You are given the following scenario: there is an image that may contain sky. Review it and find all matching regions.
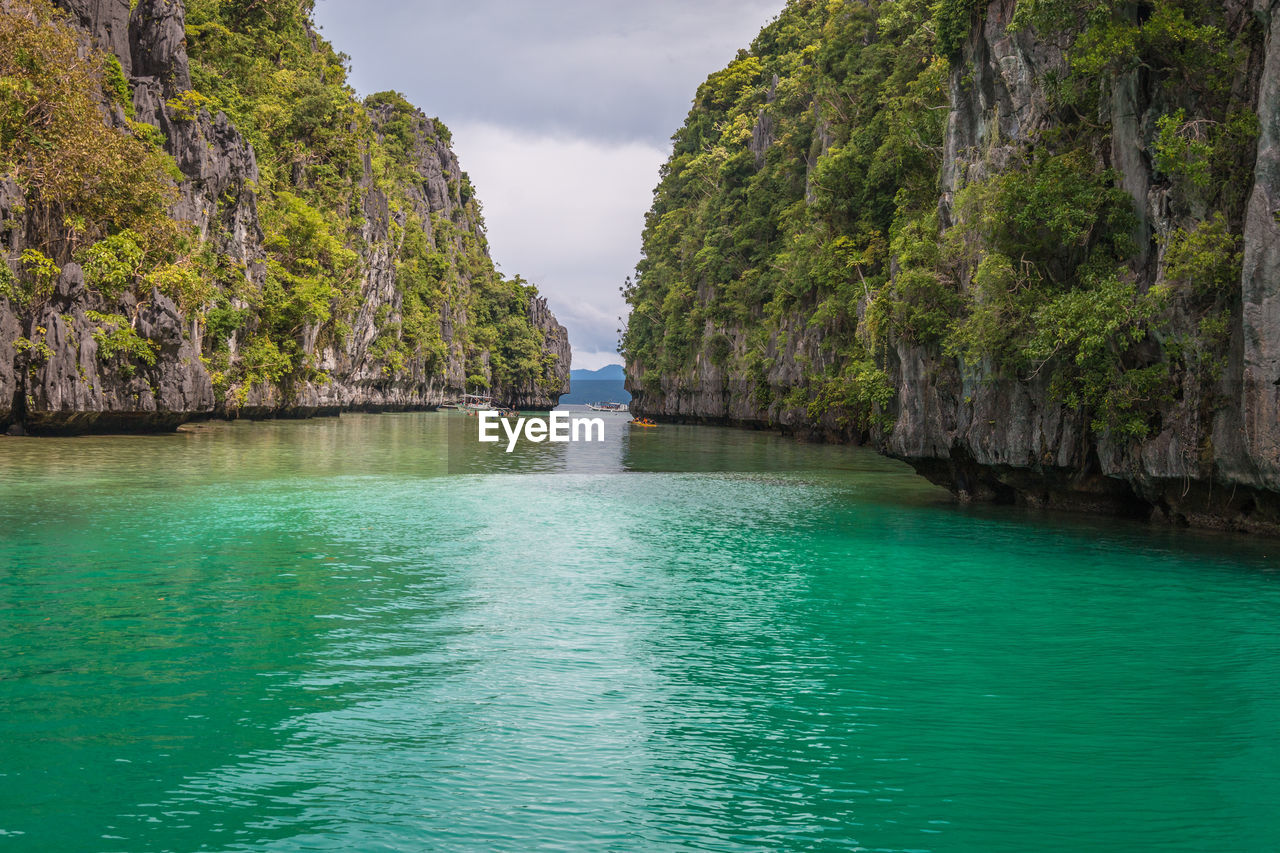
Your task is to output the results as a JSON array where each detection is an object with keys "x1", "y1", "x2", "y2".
[{"x1": 312, "y1": 0, "x2": 785, "y2": 370}]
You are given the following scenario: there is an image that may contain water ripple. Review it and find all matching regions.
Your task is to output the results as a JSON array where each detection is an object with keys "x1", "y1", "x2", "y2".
[{"x1": 0, "y1": 415, "x2": 1277, "y2": 851}]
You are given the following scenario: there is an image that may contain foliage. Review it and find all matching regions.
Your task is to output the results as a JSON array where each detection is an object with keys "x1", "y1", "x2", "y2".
[
  {"x1": 805, "y1": 355, "x2": 895, "y2": 433},
  {"x1": 431, "y1": 117, "x2": 452, "y2": 147},
  {"x1": 1153, "y1": 109, "x2": 1258, "y2": 214},
  {"x1": 623, "y1": 0, "x2": 948, "y2": 429},
  {"x1": 949, "y1": 150, "x2": 1136, "y2": 277},
  {"x1": 1153, "y1": 109, "x2": 1213, "y2": 192},
  {"x1": 0, "y1": 0, "x2": 181, "y2": 257},
  {"x1": 1161, "y1": 214, "x2": 1241, "y2": 299},
  {"x1": 623, "y1": 0, "x2": 1260, "y2": 442},
  {"x1": 942, "y1": 148, "x2": 1139, "y2": 379},
  {"x1": 127, "y1": 119, "x2": 166, "y2": 149},
  {"x1": 934, "y1": 0, "x2": 984, "y2": 57},
  {"x1": 260, "y1": 191, "x2": 358, "y2": 331},
  {"x1": 86, "y1": 310, "x2": 158, "y2": 365},
  {"x1": 390, "y1": 220, "x2": 449, "y2": 374},
  {"x1": 146, "y1": 261, "x2": 215, "y2": 311},
  {"x1": 184, "y1": 0, "x2": 365, "y2": 209},
  {"x1": 238, "y1": 335, "x2": 293, "y2": 387},
  {"x1": 102, "y1": 53, "x2": 133, "y2": 119},
  {"x1": 0, "y1": 0, "x2": 559, "y2": 410},
  {"x1": 0, "y1": 259, "x2": 15, "y2": 301},
  {"x1": 203, "y1": 297, "x2": 247, "y2": 350},
  {"x1": 78, "y1": 231, "x2": 145, "y2": 298},
  {"x1": 178, "y1": 0, "x2": 554, "y2": 396},
  {"x1": 13, "y1": 328, "x2": 53, "y2": 365},
  {"x1": 467, "y1": 274, "x2": 552, "y2": 390},
  {"x1": 875, "y1": 268, "x2": 960, "y2": 344},
  {"x1": 945, "y1": 252, "x2": 1039, "y2": 369},
  {"x1": 19, "y1": 248, "x2": 60, "y2": 302},
  {"x1": 366, "y1": 90, "x2": 419, "y2": 159},
  {"x1": 165, "y1": 89, "x2": 215, "y2": 122},
  {"x1": 1023, "y1": 273, "x2": 1170, "y2": 439}
]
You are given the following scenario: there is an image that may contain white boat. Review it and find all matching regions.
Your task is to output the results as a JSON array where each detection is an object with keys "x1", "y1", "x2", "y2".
[
  {"x1": 586, "y1": 401, "x2": 628, "y2": 413},
  {"x1": 439, "y1": 393, "x2": 496, "y2": 413},
  {"x1": 462, "y1": 393, "x2": 494, "y2": 412}
]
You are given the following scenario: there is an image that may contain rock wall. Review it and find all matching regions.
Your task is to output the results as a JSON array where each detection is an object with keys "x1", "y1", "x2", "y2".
[
  {"x1": 1232, "y1": 0, "x2": 1280, "y2": 491},
  {"x1": 507, "y1": 295, "x2": 571, "y2": 409},
  {"x1": 878, "y1": 0, "x2": 1279, "y2": 534},
  {"x1": 627, "y1": 0, "x2": 1280, "y2": 534},
  {"x1": 57, "y1": 0, "x2": 129, "y2": 73},
  {"x1": 0, "y1": 0, "x2": 568, "y2": 435},
  {"x1": 18, "y1": 264, "x2": 215, "y2": 434},
  {"x1": 628, "y1": 306, "x2": 863, "y2": 441}
]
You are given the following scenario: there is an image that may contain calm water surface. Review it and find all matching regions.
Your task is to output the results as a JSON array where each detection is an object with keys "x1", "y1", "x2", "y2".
[{"x1": 0, "y1": 412, "x2": 1277, "y2": 852}]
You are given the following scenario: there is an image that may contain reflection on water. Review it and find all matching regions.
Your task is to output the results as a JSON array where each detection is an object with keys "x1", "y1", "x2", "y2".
[
  {"x1": 447, "y1": 405, "x2": 940, "y2": 480},
  {"x1": 0, "y1": 412, "x2": 1277, "y2": 852}
]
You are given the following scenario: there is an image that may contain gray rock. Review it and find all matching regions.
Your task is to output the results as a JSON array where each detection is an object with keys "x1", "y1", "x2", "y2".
[
  {"x1": 885, "y1": 0, "x2": 1280, "y2": 533},
  {"x1": 11, "y1": 0, "x2": 570, "y2": 433},
  {"x1": 1, "y1": 178, "x2": 25, "y2": 431},
  {"x1": 19, "y1": 267, "x2": 214, "y2": 434},
  {"x1": 505, "y1": 295, "x2": 571, "y2": 409},
  {"x1": 1232, "y1": 0, "x2": 1280, "y2": 490},
  {"x1": 129, "y1": 0, "x2": 190, "y2": 93},
  {"x1": 629, "y1": 0, "x2": 1280, "y2": 534},
  {"x1": 0, "y1": 297, "x2": 19, "y2": 430},
  {"x1": 53, "y1": 0, "x2": 131, "y2": 75}
]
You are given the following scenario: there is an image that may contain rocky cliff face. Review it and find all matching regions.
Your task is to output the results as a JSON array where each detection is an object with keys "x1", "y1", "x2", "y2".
[
  {"x1": 1235, "y1": 0, "x2": 1280, "y2": 494},
  {"x1": 510, "y1": 294, "x2": 571, "y2": 408},
  {"x1": 625, "y1": 0, "x2": 1280, "y2": 534},
  {"x1": 0, "y1": 0, "x2": 568, "y2": 435},
  {"x1": 627, "y1": 307, "x2": 864, "y2": 441},
  {"x1": 880, "y1": 0, "x2": 1279, "y2": 533},
  {"x1": 17, "y1": 263, "x2": 215, "y2": 434}
]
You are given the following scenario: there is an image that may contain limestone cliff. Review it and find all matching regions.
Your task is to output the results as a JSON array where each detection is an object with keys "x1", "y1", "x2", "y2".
[
  {"x1": 0, "y1": 0, "x2": 568, "y2": 434},
  {"x1": 623, "y1": 0, "x2": 1280, "y2": 533},
  {"x1": 881, "y1": 0, "x2": 1279, "y2": 532}
]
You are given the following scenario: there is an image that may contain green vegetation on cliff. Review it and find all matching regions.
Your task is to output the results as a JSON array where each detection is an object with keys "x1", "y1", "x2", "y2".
[
  {"x1": 0, "y1": 1, "x2": 187, "y2": 302},
  {"x1": 183, "y1": 0, "x2": 559, "y2": 398},
  {"x1": 622, "y1": 0, "x2": 1258, "y2": 440},
  {"x1": 1, "y1": 0, "x2": 561, "y2": 410}
]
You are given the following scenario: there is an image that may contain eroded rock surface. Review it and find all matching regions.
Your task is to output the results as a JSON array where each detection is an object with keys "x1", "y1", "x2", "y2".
[{"x1": 0, "y1": 0, "x2": 568, "y2": 435}]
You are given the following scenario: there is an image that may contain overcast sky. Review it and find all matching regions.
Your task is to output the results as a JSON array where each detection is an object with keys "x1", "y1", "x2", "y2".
[{"x1": 312, "y1": 0, "x2": 784, "y2": 370}]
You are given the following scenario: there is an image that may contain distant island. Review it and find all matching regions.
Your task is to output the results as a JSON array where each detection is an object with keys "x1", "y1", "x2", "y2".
[{"x1": 560, "y1": 365, "x2": 629, "y2": 406}]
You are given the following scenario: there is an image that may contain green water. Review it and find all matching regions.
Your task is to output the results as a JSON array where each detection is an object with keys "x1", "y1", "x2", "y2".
[{"x1": 1, "y1": 413, "x2": 1278, "y2": 852}]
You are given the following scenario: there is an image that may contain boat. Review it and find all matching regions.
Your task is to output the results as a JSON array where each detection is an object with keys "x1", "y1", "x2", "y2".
[
  {"x1": 439, "y1": 393, "x2": 501, "y2": 414},
  {"x1": 462, "y1": 393, "x2": 494, "y2": 412},
  {"x1": 629, "y1": 418, "x2": 658, "y2": 428},
  {"x1": 586, "y1": 401, "x2": 628, "y2": 413}
]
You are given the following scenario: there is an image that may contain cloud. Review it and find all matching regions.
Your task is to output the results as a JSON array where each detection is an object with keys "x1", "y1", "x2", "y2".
[
  {"x1": 314, "y1": 0, "x2": 785, "y2": 145},
  {"x1": 571, "y1": 349, "x2": 627, "y2": 371},
  {"x1": 451, "y1": 121, "x2": 664, "y2": 365},
  {"x1": 312, "y1": 0, "x2": 787, "y2": 368}
]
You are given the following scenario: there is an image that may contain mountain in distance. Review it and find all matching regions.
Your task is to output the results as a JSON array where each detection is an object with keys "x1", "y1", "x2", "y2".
[
  {"x1": 570, "y1": 364, "x2": 625, "y2": 382},
  {"x1": 561, "y1": 364, "x2": 629, "y2": 405}
]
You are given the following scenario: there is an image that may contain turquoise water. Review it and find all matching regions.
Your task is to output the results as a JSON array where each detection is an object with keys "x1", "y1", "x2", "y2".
[{"x1": 1, "y1": 412, "x2": 1278, "y2": 852}]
